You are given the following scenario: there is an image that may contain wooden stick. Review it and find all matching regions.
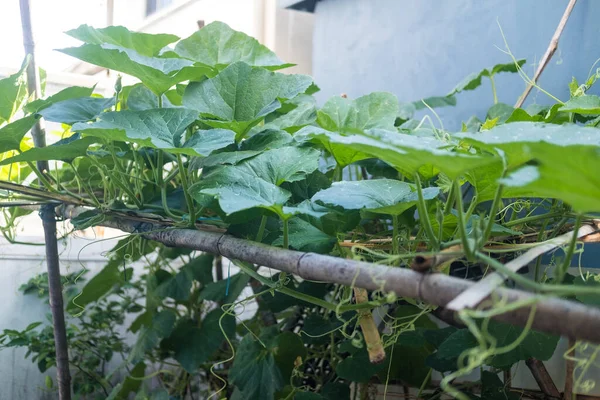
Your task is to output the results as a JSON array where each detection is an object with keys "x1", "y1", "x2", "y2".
[
  {"x1": 446, "y1": 223, "x2": 597, "y2": 312},
  {"x1": 19, "y1": 1, "x2": 72, "y2": 399},
  {"x1": 514, "y1": 0, "x2": 577, "y2": 108},
  {"x1": 411, "y1": 245, "x2": 462, "y2": 272},
  {"x1": 56, "y1": 205, "x2": 600, "y2": 344},
  {"x1": 526, "y1": 358, "x2": 561, "y2": 398},
  {"x1": 354, "y1": 288, "x2": 386, "y2": 364}
]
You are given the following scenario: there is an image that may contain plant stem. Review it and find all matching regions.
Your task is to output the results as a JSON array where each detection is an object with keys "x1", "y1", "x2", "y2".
[
  {"x1": 256, "y1": 215, "x2": 268, "y2": 242},
  {"x1": 454, "y1": 181, "x2": 473, "y2": 260},
  {"x1": 282, "y1": 218, "x2": 289, "y2": 249},
  {"x1": 176, "y1": 154, "x2": 196, "y2": 227},
  {"x1": 556, "y1": 214, "x2": 582, "y2": 284},
  {"x1": 482, "y1": 184, "x2": 504, "y2": 244},
  {"x1": 415, "y1": 174, "x2": 439, "y2": 250},
  {"x1": 392, "y1": 215, "x2": 399, "y2": 255},
  {"x1": 504, "y1": 211, "x2": 563, "y2": 228},
  {"x1": 24, "y1": 160, "x2": 56, "y2": 192},
  {"x1": 489, "y1": 74, "x2": 498, "y2": 104}
]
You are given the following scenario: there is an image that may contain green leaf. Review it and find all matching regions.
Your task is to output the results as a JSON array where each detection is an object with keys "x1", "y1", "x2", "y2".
[
  {"x1": 73, "y1": 108, "x2": 234, "y2": 156},
  {"x1": 117, "y1": 362, "x2": 146, "y2": 398},
  {"x1": 126, "y1": 84, "x2": 175, "y2": 110},
  {"x1": 0, "y1": 134, "x2": 97, "y2": 165},
  {"x1": 455, "y1": 122, "x2": 600, "y2": 167},
  {"x1": 336, "y1": 348, "x2": 386, "y2": 383},
  {"x1": 130, "y1": 310, "x2": 176, "y2": 363},
  {"x1": 559, "y1": 95, "x2": 600, "y2": 115},
  {"x1": 272, "y1": 218, "x2": 336, "y2": 253},
  {"x1": 183, "y1": 61, "x2": 312, "y2": 138},
  {"x1": 187, "y1": 253, "x2": 214, "y2": 284},
  {"x1": 412, "y1": 95, "x2": 457, "y2": 110},
  {"x1": 190, "y1": 167, "x2": 291, "y2": 215},
  {"x1": 481, "y1": 371, "x2": 519, "y2": 400},
  {"x1": 448, "y1": 59, "x2": 526, "y2": 95},
  {"x1": 254, "y1": 96, "x2": 317, "y2": 134},
  {"x1": 0, "y1": 115, "x2": 39, "y2": 154},
  {"x1": 24, "y1": 86, "x2": 95, "y2": 114},
  {"x1": 198, "y1": 273, "x2": 251, "y2": 304},
  {"x1": 0, "y1": 57, "x2": 29, "y2": 124},
  {"x1": 274, "y1": 332, "x2": 307, "y2": 382},
  {"x1": 321, "y1": 383, "x2": 351, "y2": 400},
  {"x1": 193, "y1": 150, "x2": 261, "y2": 169},
  {"x1": 230, "y1": 331, "x2": 285, "y2": 400},
  {"x1": 167, "y1": 309, "x2": 236, "y2": 372},
  {"x1": 37, "y1": 96, "x2": 114, "y2": 125},
  {"x1": 67, "y1": 24, "x2": 178, "y2": 56},
  {"x1": 236, "y1": 146, "x2": 320, "y2": 185},
  {"x1": 155, "y1": 265, "x2": 194, "y2": 301},
  {"x1": 59, "y1": 44, "x2": 213, "y2": 95},
  {"x1": 311, "y1": 127, "x2": 496, "y2": 178},
  {"x1": 241, "y1": 129, "x2": 293, "y2": 151},
  {"x1": 487, "y1": 321, "x2": 559, "y2": 369},
  {"x1": 175, "y1": 21, "x2": 291, "y2": 70},
  {"x1": 317, "y1": 92, "x2": 399, "y2": 133},
  {"x1": 312, "y1": 179, "x2": 439, "y2": 216}
]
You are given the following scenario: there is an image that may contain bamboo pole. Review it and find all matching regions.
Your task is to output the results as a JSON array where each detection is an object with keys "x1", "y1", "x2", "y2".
[
  {"x1": 61, "y1": 206, "x2": 600, "y2": 344},
  {"x1": 19, "y1": 1, "x2": 72, "y2": 399}
]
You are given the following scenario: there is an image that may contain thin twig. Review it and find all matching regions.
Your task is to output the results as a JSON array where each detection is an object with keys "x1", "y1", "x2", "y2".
[
  {"x1": 526, "y1": 358, "x2": 561, "y2": 398},
  {"x1": 564, "y1": 339, "x2": 576, "y2": 400},
  {"x1": 514, "y1": 0, "x2": 577, "y2": 108}
]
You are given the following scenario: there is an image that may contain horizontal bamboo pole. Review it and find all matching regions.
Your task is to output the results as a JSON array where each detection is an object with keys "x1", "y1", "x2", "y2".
[{"x1": 62, "y1": 206, "x2": 600, "y2": 344}]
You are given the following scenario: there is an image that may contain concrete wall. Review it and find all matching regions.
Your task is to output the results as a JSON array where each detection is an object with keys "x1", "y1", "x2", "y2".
[{"x1": 312, "y1": 0, "x2": 600, "y2": 129}]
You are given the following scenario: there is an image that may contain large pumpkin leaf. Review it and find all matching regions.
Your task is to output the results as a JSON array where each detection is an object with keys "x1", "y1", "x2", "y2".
[
  {"x1": 250, "y1": 95, "x2": 316, "y2": 134},
  {"x1": 499, "y1": 146, "x2": 600, "y2": 213},
  {"x1": 312, "y1": 179, "x2": 439, "y2": 216},
  {"x1": 126, "y1": 84, "x2": 175, "y2": 111},
  {"x1": 66, "y1": 24, "x2": 179, "y2": 57},
  {"x1": 166, "y1": 309, "x2": 236, "y2": 373},
  {"x1": 174, "y1": 21, "x2": 291, "y2": 70},
  {"x1": 236, "y1": 146, "x2": 320, "y2": 185},
  {"x1": 0, "y1": 134, "x2": 98, "y2": 165},
  {"x1": 297, "y1": 126, "x2": 496, "y2": 178},
  {"x1": 59, "y1": 44, "x2": 213, "y2": 95},
  {"x1": 230, "y1": 329, "x2": 285, "y2": 400},
  {"x1": 559, "y1": 95, "x2": 600, "y2": 115},
  {"x1": 24, "y1": 86, "x2": 95, "y2": 114},
  {"x1": 317, "y1": 92, "x2": 399, "y2": 133},
  {"x1": 37, "y1": 97, "x2": 114, "y2": 125},
  {"x1": 190, "y1": 167, "x2": 291, "y2": 215},
  {"x1": 0, "y1": 115, "x2": 39, "y2": 154},
  {"x1": 72, "y1": 108, "x2": 233, "y2": 156},
  {"x1": 0, "y1": 57, "x2": 29, "y2": 124},
  {"x1": 183, "y1": 61, "x2": 313, "y2": 138},
  {"x1": 130, "y1": 310, "x2": 177, "y2": 364},
  {"x1": 455, "y1": 122, "x2": 600, "y2": 167}
]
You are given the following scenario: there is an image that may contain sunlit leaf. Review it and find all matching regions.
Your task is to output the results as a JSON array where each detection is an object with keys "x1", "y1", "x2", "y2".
[
  {"x1": 236, "y1": 146, "x2": 320, "y2": 185},
  {"x1": 59, "y1": 44, "x2": 213, "y2": 95},
  {"x1": 24, "y1": 86, "x2": 95, "y2": 114},
  {"x1": 66, "y1": 24, "x2": 179, "y2": 56},
  {"x1": 0, "y1": 57, "x2": 29, "y2": 124},
  {"x1": 0, "y1": 134, "x2": 98, "y2": 165},
  {"x1": 559, "y1": 95, "x2": 600, "y2": 115},
  {"x1": 0, "y1": 115, "x2": 39, "y2": 153},
  {"x1": 72, "y1": 108, "x2": 233, "y2": 156},
  {"x1": 317, "y1": 92, "x2": 399, "y2": 133},
  {"x1": 175, "y1": 21, "x2": 291, "y2": 70},
  {"x1": 37, "y1": 97, "x2": 114, "y2": 125},
  {"x1": 183, "y1": 61, "x2": 312, "y2": 138}
]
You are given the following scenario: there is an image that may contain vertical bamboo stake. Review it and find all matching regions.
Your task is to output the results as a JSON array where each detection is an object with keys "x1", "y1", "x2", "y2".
[
  {"x1": 353, "y1": 288, "x2": 385, "y2": 364},
  {"x1": 564, "y1": 339, "x2": 575, "y2": 400},
  {"x1": 18, "y1": 1, "x2": 72, "y2": 399}
]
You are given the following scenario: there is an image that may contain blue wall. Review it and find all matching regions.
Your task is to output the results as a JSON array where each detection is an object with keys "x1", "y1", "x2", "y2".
[{"x1": 312, "y1": 0, "x2": 600, "y2": 130}]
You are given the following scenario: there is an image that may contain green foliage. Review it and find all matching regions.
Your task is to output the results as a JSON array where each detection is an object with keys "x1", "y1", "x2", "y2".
[{"x1": 2, "y1": 21, "x2": 600, "y2": 400}]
